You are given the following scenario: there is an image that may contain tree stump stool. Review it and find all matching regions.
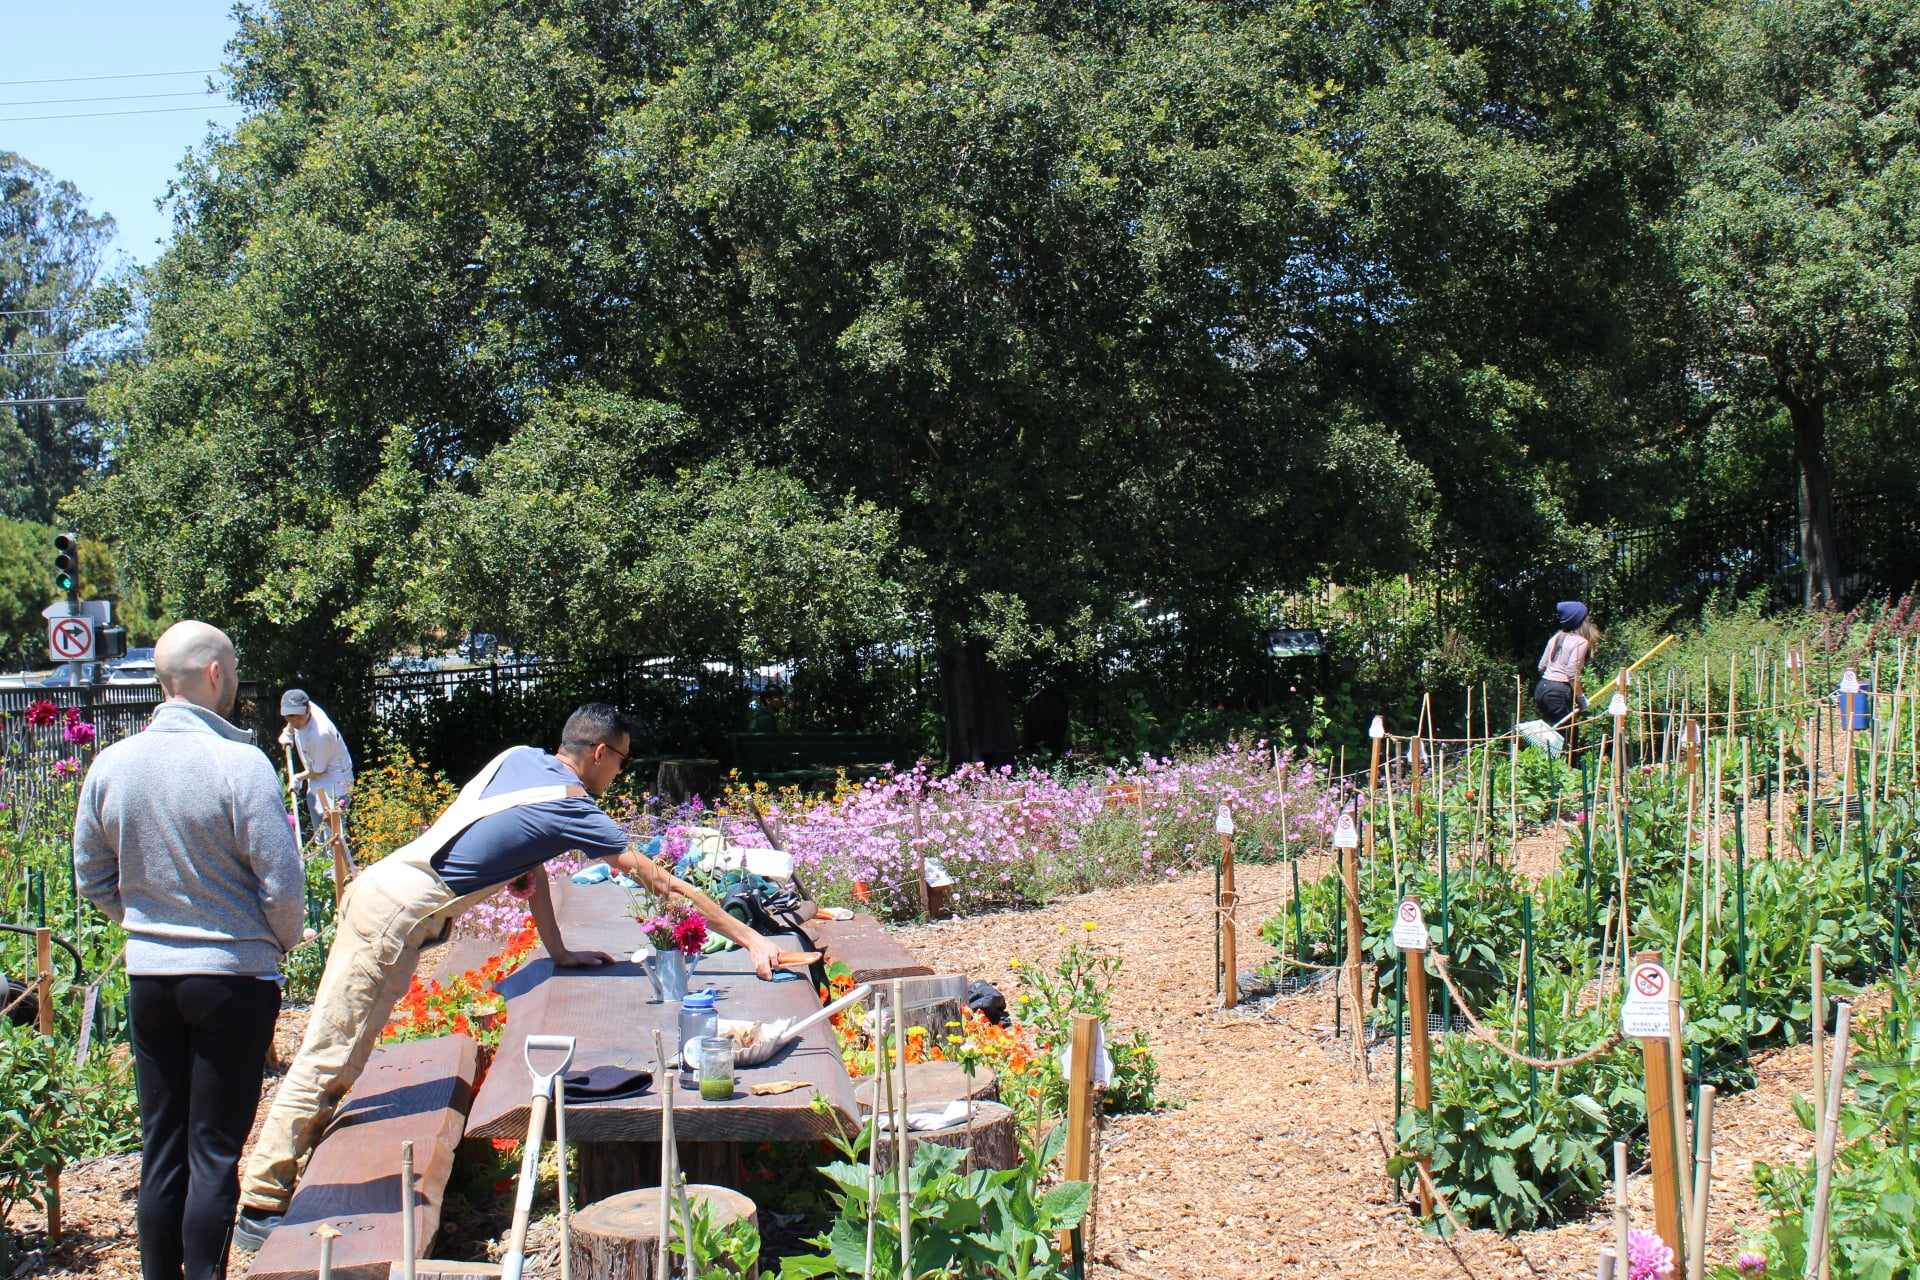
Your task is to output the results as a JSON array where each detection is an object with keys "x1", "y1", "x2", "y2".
[
  {"x1": 569, "y1": 1185, "x2": 759, "y2": 1280},
  {"x1": 854, "y1": 1060, "x2": 999, "y2": 1111},
  {"x1": 654, "y1": 758, "x2": 721, "y2": 807},
  {"x1": 870, "y1": 1100, "x2": 1019, "y2": 1176}
]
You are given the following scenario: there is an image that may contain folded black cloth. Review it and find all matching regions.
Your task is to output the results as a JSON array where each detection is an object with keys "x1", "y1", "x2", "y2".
[
  {"x1": 967, "y1": 980, "x2": 1008, "y2": 1026},
  {"x1": 561, "y1": 1064, "x2": 653, "y2": 1101}
]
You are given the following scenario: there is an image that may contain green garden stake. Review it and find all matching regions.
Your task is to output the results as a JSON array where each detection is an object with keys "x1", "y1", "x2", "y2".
[
  {"x1": 1734, "y1": 801, "x2": 1750, "y2": 1065},
  {"x1": 33, "y1": 868, "x2": 45, "y2": 929},
  {"x1": 1523, "y1": 896, "x2": 1539, "y2": 1107},
  {"x1": 1895, "y1": 863, "x2": 1906, "y2": 972},
  {"x1": 1291, "y1": 856, "x2": 1304, "y2": 965},
  {"x1": 1438, "y1": 826, "x2": 1452, "y2": 1027},
  {"x1": 1690, "y1": 1043, "x2": 1703, "y2": 1115}
]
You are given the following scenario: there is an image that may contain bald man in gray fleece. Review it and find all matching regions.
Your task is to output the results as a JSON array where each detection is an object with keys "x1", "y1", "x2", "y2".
[{"x1": 74, "y1": 620, "x2": 305, "y2": 1280}]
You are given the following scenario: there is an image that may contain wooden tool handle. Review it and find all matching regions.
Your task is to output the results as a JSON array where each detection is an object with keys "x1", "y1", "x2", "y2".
[{"x1": 777, "y1": 950, "x2": 822, "y2": 966}]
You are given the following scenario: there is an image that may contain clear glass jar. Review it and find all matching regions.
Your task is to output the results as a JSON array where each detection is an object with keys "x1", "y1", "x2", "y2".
[
  {"x1": 696, "y1": 1035, "x2": 735, "y2": 1101},
  {"x1": 677, "y1": 989, "x2": 717, "y2": 1069}
]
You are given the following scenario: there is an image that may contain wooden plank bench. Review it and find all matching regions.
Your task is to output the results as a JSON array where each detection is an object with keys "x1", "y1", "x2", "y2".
[
  {"x1": 247, "y1": 1034, "x2": 480, "y2": 1280},
  {"x1": 801, "y1": 911, "x2": 933, "y2": 985}
]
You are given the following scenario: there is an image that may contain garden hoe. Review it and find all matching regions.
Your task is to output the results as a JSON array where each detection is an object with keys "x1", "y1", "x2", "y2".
[{"x1": 502, "y1": 1034, "x2": 576, "y2": 1280}]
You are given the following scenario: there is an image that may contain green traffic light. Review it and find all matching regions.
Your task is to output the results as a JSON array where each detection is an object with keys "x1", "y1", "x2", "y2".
[{"x1": 52, "y1": 530, "x2": 79, "y2": 594}]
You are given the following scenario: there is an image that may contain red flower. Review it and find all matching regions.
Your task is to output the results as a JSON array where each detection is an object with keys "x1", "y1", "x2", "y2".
[
  {"x1": 672, "y1": 913, "x2": 708, "y2": 956},
  {"x1": 26, "y1": 700, "x2": 57, "y2": 728}
]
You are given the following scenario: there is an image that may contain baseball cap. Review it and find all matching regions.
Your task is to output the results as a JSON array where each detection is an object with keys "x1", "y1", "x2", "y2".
[{"x1": 280, "y1": 689, "x2": 311, "y2": 716}]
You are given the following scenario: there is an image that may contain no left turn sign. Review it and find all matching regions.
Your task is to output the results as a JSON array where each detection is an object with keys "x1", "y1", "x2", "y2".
[{"x1": 48, "y1": 616, "x2": 94, "y2": 662}]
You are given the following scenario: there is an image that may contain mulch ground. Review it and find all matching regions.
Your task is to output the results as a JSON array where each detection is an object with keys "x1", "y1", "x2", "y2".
[{"x1": 16, "y1": 856, "x2": 1829, "y2": 1280}]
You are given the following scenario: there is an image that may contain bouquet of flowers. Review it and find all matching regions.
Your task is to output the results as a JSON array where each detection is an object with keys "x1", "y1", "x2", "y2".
[{"x1": 638, "y1": 899, "x2": 709, "y2": 957}]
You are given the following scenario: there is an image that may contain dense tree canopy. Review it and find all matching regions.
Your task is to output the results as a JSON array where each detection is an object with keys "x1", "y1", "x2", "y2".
[
  {"x1": 1, "y1": 153, "x2": 118, "y2": 525},
  {"x1": 68, "y1": 0, "x2": 1915, "y2": 756}
]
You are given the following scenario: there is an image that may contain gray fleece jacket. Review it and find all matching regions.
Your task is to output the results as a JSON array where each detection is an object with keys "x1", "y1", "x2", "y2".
[{"x1": 74, "y1": 700, "x2": 306, "y2": 977}]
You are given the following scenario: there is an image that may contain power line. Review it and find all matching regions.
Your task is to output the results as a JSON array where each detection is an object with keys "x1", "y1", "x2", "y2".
[
  {"x1": 0, "y1": 89, "x2": 225, "y2": 109},
  {"x1": 0, "y1": 69, "x2": 216, "y2": 88},
  {"x1": 0, "y1": 397, "x2": 89, "y2": 408},
  {"x1": 0, "y1": 103, "x2": 243, "y2": 124}
]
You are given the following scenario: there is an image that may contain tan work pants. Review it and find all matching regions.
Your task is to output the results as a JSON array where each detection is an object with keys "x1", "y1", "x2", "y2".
[{"x1": 239, "y1": 858, "x2": 466, "y2": 1214}]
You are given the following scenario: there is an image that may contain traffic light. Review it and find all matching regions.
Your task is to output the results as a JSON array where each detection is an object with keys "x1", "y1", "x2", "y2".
[
  {"x1": 95, "y1": 625, "x2": 128, "y2": 662},
  {"x1": 52, "y1": 531, "x2": 79, "y2": 594}
]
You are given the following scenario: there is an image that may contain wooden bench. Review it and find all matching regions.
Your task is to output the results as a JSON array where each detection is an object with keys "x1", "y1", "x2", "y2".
[
  {"x1": 726, "y1": 732, "x2": 913, "y2": 786},
  {"x1": 801, "y1": 912, "x2": 933, "y2": 985},
  {"x1": 248, "y1": 1034, "x2": 480, "y2": 1280}
]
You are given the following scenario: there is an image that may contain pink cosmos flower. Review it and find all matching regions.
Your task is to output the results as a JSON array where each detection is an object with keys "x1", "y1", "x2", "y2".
[
  {"x1": 1736, "y1": 1253, "x2": 1766, "y2": 1277},
  {"x1": 52, "y1": 756, "x2": 81, "y2": 777}
]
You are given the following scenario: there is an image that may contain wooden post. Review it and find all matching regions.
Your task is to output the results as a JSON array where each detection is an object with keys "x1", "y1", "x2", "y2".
[
  {"x1": 1686, "y1": 1085, "x2": 1717, "y2": 1280},
  {"x1": 1635, "y1": 951, "x2": 1685, "y2": 1263},
  {"x1": 1803, "y1": 1003, "x2": 1854, "y2": 1280},
  {"x1": 911, "y1": 790, "x2": 929, "y2": 918},
  {"x1": 1220, "y1": 821, "x2": 1238, "y2": 1010},
  {"x1": 322, "y1": 796, "x2": 353, "y2": 906},
  {"x1": 400, "y1": 1141, "x2": 418, "y2": 1280},
  {"x1": 1405, "y1": 948, "x2": 1434, "y2": 1217},
  {"x1": 1058, "y1": 1013, "x2": 1099, "y2": 1259}
]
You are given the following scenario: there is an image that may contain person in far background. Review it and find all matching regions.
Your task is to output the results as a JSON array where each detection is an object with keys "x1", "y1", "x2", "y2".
[
  {"x1": 1534, "y1": 601, "x2": 1599, "y2": 727},
  {"x1": 278, "y1": 689, "x2": 354, "y2": 830}
]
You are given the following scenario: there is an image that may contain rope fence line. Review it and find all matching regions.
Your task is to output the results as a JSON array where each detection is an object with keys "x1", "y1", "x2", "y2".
[{"x1": 1429, "y1": 954, "x2": 1628, "y2": 1070}]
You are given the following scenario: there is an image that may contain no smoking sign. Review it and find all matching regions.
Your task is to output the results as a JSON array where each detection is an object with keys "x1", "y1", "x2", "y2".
[
  {"x1": 1620, "y1": 960, "x2": 1675, "y2": 1038},
  {"x1": 48, "y1": 616, "x2": 94, "y2": 662}
]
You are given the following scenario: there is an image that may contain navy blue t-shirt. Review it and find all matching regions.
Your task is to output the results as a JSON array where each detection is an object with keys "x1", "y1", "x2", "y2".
[{"x1": 431, "y1": 748, "x2": 630, "y2": 894}]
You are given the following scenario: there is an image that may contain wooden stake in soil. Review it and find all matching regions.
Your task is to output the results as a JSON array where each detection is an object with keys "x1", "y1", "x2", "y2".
[
  {"x1": 1803, "y1": 1002, "x2": 1855, "y2": 1280},
  {"x1": 1218, "y1": 806, "x2": 1238, "y2": 1009},
  {"x1": 1629, "y1": 951, "x2": 1686, "y2": 1263},
  {"x1": 652, "y1": 1030, "x2": 674, "y2": 1280},
  {"x1": 1059, "y1": 1013, "x2": 1099, "y2": 1260},
  {"x1": 1669, "y1": 995, "x2": 1690, "y2": 1232},
  {"x1": 1811, "y1": 942, "x2": 1826, "y2": 1188},
  {"x1": 1395, "y1": 896, "x2": 1435, "y2": 1217}
]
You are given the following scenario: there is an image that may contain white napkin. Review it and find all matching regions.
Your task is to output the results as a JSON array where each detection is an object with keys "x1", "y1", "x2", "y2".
[{"x1": 873, "y1": 1100, "x2": 970, "y2": 1132}]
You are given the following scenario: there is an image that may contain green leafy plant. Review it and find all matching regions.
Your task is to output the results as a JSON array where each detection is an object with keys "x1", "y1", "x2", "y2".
[
  {"x1": 778, "y1": 1119, "x2": 1089, "y2": 1280},
  {"x1": 669, "y1": 1194, "x2": 762, "y2": 1278}
]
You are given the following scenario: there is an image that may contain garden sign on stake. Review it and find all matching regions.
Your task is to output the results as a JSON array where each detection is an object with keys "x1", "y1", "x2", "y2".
[
  {"x1": 1217, "y1": 804, "x2": 1238, "y2": 1009},
  {"x1": 1394, "y1": 896, "x2": 1434, "y2": 1217},
  {"x1": 1623, "y1": 952, "x2": 1685, "y2": 1263}
]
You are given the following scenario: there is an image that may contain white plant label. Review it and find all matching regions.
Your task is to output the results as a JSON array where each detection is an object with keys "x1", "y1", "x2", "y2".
[
  {"x1": 1332, "y1": 811, "x2": 1359, "y2": 849},
  {"x1": 1841, "y1": 668, "x2": 1860, "y2": 694},
  {"x1": 1215, "y1": 804, "x2": 1235, "y2": 836},
  {"x1": 1621, "y1": 960, "x2": 1676, "y2": 1038},
  {"x1": 1369, "y1": 715, "x2": 1386, "y2": 740},
  {"x1": 1608, "y1": 692, "x2": 1628, "y2": 718},
  {"x1": 1392, "y1": 897, "x2": 1429, "y2": 951}
]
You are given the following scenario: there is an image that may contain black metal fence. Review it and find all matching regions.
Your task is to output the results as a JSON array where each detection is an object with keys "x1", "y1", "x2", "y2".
[
  {"x1": 369, "y1": 650, "x2": 929, "y2": 781},
  {"x1": 1, "y1": 683, "x2": 266, "y2": 831},
  {"x1": 1596, "y1": 491, "x2": 1920, "y2": 617}
]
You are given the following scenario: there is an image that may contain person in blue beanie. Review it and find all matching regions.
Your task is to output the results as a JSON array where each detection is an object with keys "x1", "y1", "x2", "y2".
[{"x1": 1534, "y1": 601, "x2": 1599, "y2": 725}]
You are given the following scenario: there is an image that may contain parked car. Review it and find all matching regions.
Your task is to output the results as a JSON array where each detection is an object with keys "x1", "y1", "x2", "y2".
[
  {"x1": 37, "y1": 663, "x2": 102, "y2": 687},
  {"x1": 460, "y1": 632, "x2": 499, "y2": 661},
  {"x1": 106, "y1": 657, "x2": 159, "y2": 685}
]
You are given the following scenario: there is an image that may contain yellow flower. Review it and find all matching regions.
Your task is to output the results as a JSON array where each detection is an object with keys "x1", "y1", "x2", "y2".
[{"x1": 1082, "y1": 920, "x2": 1097, "y2": 933}]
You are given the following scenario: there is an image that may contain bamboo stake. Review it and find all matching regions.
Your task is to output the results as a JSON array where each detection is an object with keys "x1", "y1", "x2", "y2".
[
  {"x1": 1613, "y1": 1141, "x2": 1632, "y2": 1276},
  {"x1": 1686, "y1": 1086, "x2": 1717, "y2": 1280},
  {"x1": 893, "y1": 980, "x2": 911, "y2": 1275},
  {"x1": 1406, "y1": 940, "x2": 1434, "y2": 1218},
  {"x1": 1670, "y1": 996, "x2": 1690, "y2": 1231},
  {"x1": 1059, "y1": 1013, "x2": 1099, "y2": 1259},
  {"x1": 1803, "y1": 1002, "x2": 1854, "y2": 1280},
  {"x1": 1512, "y1": 677, "x2": 1523, "y2": 849},
  {"x1": 653, "y1": 1029, "x2": 674, "y2": 1280}
]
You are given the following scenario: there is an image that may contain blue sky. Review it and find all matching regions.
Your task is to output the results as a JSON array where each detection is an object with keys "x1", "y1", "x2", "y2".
[{"x1": 3, "y1": 3, "x2": 243, "y2": 268}]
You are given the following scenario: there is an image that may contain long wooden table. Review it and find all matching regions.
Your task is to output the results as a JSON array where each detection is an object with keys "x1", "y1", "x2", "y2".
[{"x1": 465, "y1": 875, "x2": 861, "y2": 1199}]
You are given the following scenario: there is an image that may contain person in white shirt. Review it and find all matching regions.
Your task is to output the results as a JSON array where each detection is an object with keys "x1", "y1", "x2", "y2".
[
  {"x1": 278, "y1": 689, "x2": 354, "y2": 828},
  {"x1": 1534, "y1": 601, "x2": 1599, "y2": 726}
]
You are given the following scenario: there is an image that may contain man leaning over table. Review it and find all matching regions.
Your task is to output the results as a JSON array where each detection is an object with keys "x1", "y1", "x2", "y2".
[{"x1": 235, "y1": 702, "x2": 784, "y2": 1249}]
